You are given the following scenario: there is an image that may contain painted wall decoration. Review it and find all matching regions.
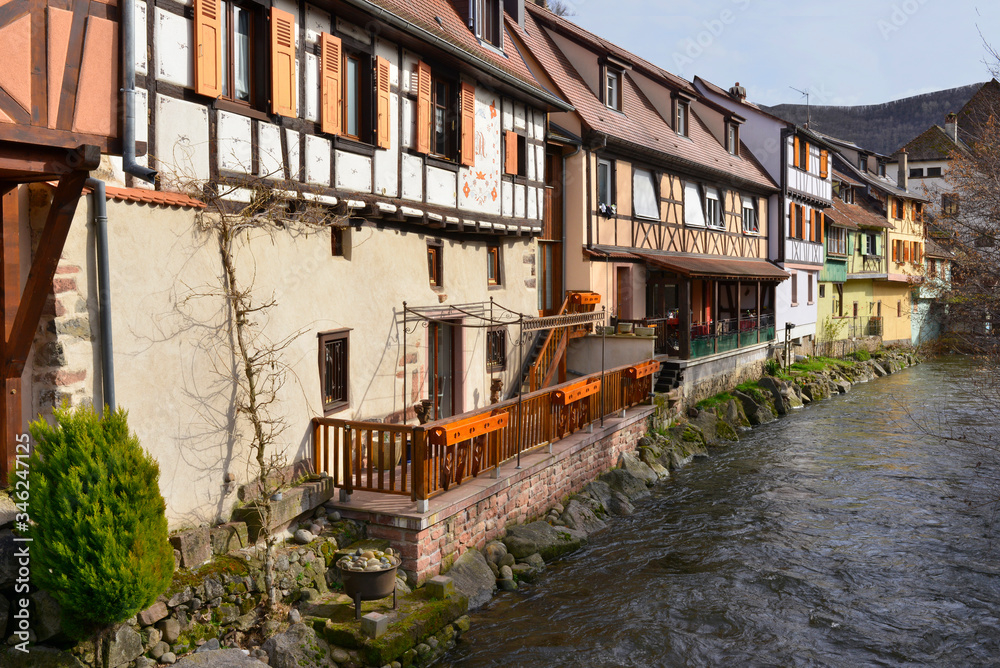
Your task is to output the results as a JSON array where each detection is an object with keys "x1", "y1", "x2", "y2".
[{"x1": 460, "y1": 90, "x2": 501, "y2": 216}]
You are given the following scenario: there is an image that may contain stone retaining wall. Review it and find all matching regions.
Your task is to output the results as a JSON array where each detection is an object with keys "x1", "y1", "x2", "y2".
[{"x1": 362, "y1": 410, "x2": 653, "y2": 586}]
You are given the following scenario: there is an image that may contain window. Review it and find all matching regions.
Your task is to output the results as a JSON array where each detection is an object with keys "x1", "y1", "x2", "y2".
[
  {"x1": 742, "y1": 198, "x2": 759, "y2": 234},
  {"x1": 842, "y1": 186, "x2": 855, "y2": 204},
  {"x1": 865, "y1": 232, "x2": 878, "y2": 256},
  {"x1": 798, "y1": 138, "x2": 809, "y2": 172},
  {"x1": 914, "y1": 202, "x2": 923, "y2": 222},
  {"x1": 897, "y1": 300, "x2": 902, "y2": 317},
  {"x1": 487, "y1": 244, "x2": 502, "y2": 286},
  {"x1": 819, "y1": 284, "x2": 826, "y2": 299},
  {"x1": 220, "y1": 0, "x2": 254, "y2": 103},
  {"x1": 853, "y1": 301, "x2": 859, "y2": 317},
  {"x1": 910, "y1": 167, "x2": 924, "y2": 178},
  {"x1": 597, "y1": 159, "x2": 614, "y2": 209},
  {"x1": 331, "y1": 226, "x2": 346, "y2": 257},
  {"x1": 791, "y1": 273, "x2": 798, "y2": 305},
  {"x1": 705, "y1": 189, "x2": 723, "y2": 228},
  {"x1": 927, "y1": 167, "x2": 942, "y2": 177},
  {"x1": 486, "y1": 327, "x2": 506, "y2": 371},
  {"x1": 858, "y1": 154, "x2": 867, "y2": 172},
  {"x1": 877, "y1": 162, "x2": 886, "y2": 177},
  {"x1": 683, "y1": 182, "x2": 704, "y2": 227},
  {"x1": 633, "y1": 169, "x2": 658, "y2": 219},
  {"x1": 835, "y1": 284, "x2": 844, "y2": 317},
  {"x1": 675, "y1": 101, "x2": 688, "y2": 137},
  {"x1": 427, "y1": 242, "x2": 442, "y2": 287},
  {"x1": 808, "y1": 274, "x2": 814, "y2": 304},
  {"x1": 431, "y1": 76, "x2": 455, "y2": 159},
  {"x1": 604, "y1": 68, "x2": 621, "y2": 111},
  {"x1": 343, "y1": 53, "x2": 362, "y2": 139},
  {"x1": 892, "y1": 197, "x2": 903, "y2": 220},
  {"x1": 727, "y1": 123, "x2": 739, "y2": 156},
  {"x1": 828, "y1": 226, "x2": 846, "y2": 255},
  {"x1": 319, "y1": 330, "x2": 349, "y2": 414},
  {"x1": 942, "y1": 193, "x2": 959, "y2": 216},
  {"x1": 475, "y1": 0, "x2": 502, "y2": 48},
  {"x1": 927, "y1": 258, "x2": 937, "y2": 278}
]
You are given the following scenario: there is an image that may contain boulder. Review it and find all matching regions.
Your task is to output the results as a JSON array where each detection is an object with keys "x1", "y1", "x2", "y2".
[
  {"x1": 558, "y1": 498, "x2": 607, "y2": 536},
  {"x1": 503, "y1": 521, "x2": 585, "y2": 562},
  {"x1": 0, "y1": 530, "x2": 17, "y2": 588},
  {"x1": 599, "y1": 468, "x2": 650, "y2": 501},
  {"x1": 483, "y1": 541, "x2": 507, "y2": 565},
  {"x1": 173, "y1": 649, "x2": 263, "y2": 668},
  {"x1": 107, "y1": 624, "x2": 143, "y2": 668},
  {"x1": 733, "y1": 390, "x2": 775, "y2": 426},
  {"x1": 292, "y1": 529, "x2": 315, "y2": 545},
  {"x1": 261, "y1": 623, "x2": 333, "y2": 668},
  {"x1": 618, "y1": 452, "x2": 658, "y2": 484},
  {"x1": 31, "y1": 589, "x2": 64, "y2": 643},
  {"x1": 0, "y1": 646, "x2": 85, "y2": 668},
  {"x1": 209, "y1": 523, "x2": 249, "y2": 555},
  {"x1": 158, "y1": 618, "x2": 182, "y2": 644},
  {"x1": 169, "y1": 528, "x2": 212, "y2": 568},
  {"x1": 138, "y1": 600, "x2": 169, "y2": 627},
  {"x1": 757, "y1": 376, "x2": 788, "y2": 415},
  {"x1": 443, "y1": 549, "x2": 496, "y2": 610},
  {"x1": 638, "y1": 447, "x2": 670, "y2": 480}
]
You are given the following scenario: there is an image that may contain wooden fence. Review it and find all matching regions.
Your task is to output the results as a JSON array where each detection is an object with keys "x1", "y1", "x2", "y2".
[{"x1": 311, "y1": 361, "x2": 657, "y2": 503}]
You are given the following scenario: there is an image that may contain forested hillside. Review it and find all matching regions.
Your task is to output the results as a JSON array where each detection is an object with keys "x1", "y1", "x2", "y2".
[{"x1": 763, "y1": 83, "x2": 984, "y2": 154}]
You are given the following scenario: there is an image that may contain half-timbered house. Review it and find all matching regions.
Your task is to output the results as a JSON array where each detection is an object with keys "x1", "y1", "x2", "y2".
[
  {"x1": 695, "y1": 77, "x2": 838, "y2": 357},
  {"x1": 513, "y1": 4, "x2": 783, "y2": 399},
  {"x1": 20, "y1": 0, "x2": 572, "y2": 527}
]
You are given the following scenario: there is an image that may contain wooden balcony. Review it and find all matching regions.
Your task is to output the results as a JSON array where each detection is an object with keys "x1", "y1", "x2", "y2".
[{"x1": 310, "y1": 361, "x2": 655, "y2": 507}]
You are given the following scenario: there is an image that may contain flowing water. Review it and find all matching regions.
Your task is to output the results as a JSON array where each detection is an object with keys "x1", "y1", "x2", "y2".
[{"x1": 439, "y1": 357, "x2": 1000, "y2": 667}]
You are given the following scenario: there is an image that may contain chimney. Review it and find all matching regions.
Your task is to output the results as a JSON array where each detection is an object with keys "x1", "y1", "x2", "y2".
[
  {"x1": 729, "y1": 82, "x2": 747, "y2": 101},
  {"x1": 503, "y1": 0, "x2": 525, "y2": 28},
  {"x1": 945, "y1": 113, "x2": 958, "y2": 142},
  {"x1": 896, "y1": 149, "x2": 908, "y2": 191}
]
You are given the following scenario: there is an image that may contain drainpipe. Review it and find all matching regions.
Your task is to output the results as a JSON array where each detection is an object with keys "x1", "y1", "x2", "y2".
[
  {"x1": 85, "y1": 178, "x2": 116, "y2": 413},
  {"x1": 122, "y1": 0, "x2": 157, "y2": 183}
]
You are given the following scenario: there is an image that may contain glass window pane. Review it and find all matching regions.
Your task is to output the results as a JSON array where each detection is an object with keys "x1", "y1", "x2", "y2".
[
  {"x1": 234, "y1": 6, "x2": 251, "y2": 102},
  {"x1": 221, "y1": 3, "x2": 229, "y2": 97},
  {"x1": 345, "y1": 57, "x2": 359, "y2": 137}
]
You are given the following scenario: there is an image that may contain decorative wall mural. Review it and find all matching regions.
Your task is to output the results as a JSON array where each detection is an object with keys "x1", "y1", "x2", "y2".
[{"x1": 460, "y1": 93, "x2": 501, "y2": 215}]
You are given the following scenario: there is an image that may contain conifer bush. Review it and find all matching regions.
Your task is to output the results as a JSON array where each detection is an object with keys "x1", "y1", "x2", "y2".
[{"x1": 24, "y1": 405, "x2": 174, "y2": 637}]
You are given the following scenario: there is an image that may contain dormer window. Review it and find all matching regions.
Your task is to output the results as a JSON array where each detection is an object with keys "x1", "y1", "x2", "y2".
[
  {"x1": 727, "y1": 123, "x2": 739, "y2": 156},
  {"x1": 858, "y1": 155, "x2": 867, "y2": 172},
  {"x1": 472, "y1": 0, "x2": 502, "y2": 49},
  {"x1": 676, "y1": 101, "x2": 688, "y2": 137},
  {"x1": 877, "y1": 162, "x2": 886, "y2": 177},
  {"x1": 605, "y1": 69, "x2": 621, "y2": 111},
  {"x1": 842, "y1": 186, "x2": 855, "y2": 204}
]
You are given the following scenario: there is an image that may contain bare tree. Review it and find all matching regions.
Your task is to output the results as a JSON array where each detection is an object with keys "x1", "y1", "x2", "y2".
[{"x1": 547, "y1": 0, "x2": 576, "y2": 17}]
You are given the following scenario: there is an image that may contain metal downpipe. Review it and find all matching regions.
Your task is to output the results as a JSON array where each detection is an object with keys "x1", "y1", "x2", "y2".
[{"x1": 85, "y1": 178, "x2": 116, "y2": 413}]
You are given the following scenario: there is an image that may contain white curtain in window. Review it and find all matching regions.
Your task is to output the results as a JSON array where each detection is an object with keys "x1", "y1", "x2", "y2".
[
  {"x1": 633, "y1": 169, "x2": 658, "y2": 219},
  {"x1": 684, "y1": 182, "x2": 704, "y2": 226}
]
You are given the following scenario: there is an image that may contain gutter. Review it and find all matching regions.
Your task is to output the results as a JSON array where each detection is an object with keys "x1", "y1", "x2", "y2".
[
  {"x1": 122, "y1": 0, "x2": 157, "y2": 183},
  {"x1": 84, "y1": 178, "x2": 117, "y2": 413},
  {"x1": 338, "y1": 0, "x2": 573, "y2": 113}
]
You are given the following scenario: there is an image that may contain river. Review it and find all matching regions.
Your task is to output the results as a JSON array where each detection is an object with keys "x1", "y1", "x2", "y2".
[{"x1": 440, "y1": 357, "x2": 1000, "y2": 667}]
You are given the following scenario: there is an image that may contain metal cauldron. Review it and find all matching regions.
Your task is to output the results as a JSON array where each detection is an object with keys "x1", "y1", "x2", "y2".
[{"x1": 338, "y1": 562, "x2": 399, "y2": 619}]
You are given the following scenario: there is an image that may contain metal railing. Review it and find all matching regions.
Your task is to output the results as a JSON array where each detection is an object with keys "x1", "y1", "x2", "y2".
[{"x1": 311, "y1": 361, "x2": 654, "y2": 503}]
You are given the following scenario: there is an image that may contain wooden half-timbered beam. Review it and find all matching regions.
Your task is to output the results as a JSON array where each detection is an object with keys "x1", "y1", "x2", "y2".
[{"x1": 1, "y1": 184, "x2": 21, "y2": 483}]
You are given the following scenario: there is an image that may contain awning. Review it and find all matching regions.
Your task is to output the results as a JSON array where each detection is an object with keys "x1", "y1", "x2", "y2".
[{"x1": 634, "y1": 252, "x2": 790, "y2": 281}]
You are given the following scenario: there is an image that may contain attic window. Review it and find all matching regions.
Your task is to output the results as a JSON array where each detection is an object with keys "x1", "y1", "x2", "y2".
[
  {"x1": 604, "y1": 67, "x2": 622, "y2": 111},
  {"x1": 842, "y1": 186, "x2": 854, "y2": 204},
  {"x1": 675, "y1": 100, "x2": 688, "y2": 137},
  {"x1": 877, "y1": 162, "x2": 886, "y2": 177},
  {"x1": 473, "y1": 0, "x2": 503, "y2": 49},
  {"x1": 858, "y1": 155, "x2": 867, "y2": 172},
  {"x1": 727, "y1": 123, "x2": 739, "y2": 156}
]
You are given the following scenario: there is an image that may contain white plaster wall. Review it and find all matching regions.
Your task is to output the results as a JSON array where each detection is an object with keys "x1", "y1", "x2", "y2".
[
  {"x1": 135, "y1": 1, "x2": 148, "y2": 76},
  {"x1": 305, "y1": 135, "x2": 331, "y2": 187},
  {"x1": 154, "y1": 9, "x2": 193, "y2": 89},
  {"x1": 49, "y1": 201, "x2": 540, "y2": 530},
  {"x1": 335, "y1": 151, "x2": 373, "y2": 193},
  {"x1": 304, "y1": 53, "x2": 319, "y2": 123},
  {"x1": 217, "y1": 111, "x2": 252, "y2": 173},
  {"x1": 304, "y1": 4, "x2": 330, "y2": 44},
  {"x1": 501, "y1": 180, "x2": 513, "y2": 217},
  {"x1": 426, "y1": 167, "x2": 457, "y2": 208},
  {"x1": 457, "y1": 86, "x2": 502, "y2": 216},
  {"x1": 258, "y1": 122, "x2": 284, "y2": 179},
  {"x1": 155, "y1": 94, "x2": 209, "y2": 187}
]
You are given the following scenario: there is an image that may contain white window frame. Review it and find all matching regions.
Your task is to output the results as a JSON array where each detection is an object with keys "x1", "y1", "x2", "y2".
[
  {"x1": 597, "y1": 159, "x2": 613, "y2": 208},
  {"x1": 605, "y1": 69, "x2": 620, "y2": 111},
  {"x1": 683, "y1": 182, "x2": 704, "y2": 227},
  {"x1": 865, "y1": 232, "x2": 878, "y2": 256},
  {"x1": 727, "y1": 124, "x2": 738, "y2": 156},
  {"x1": 741, "y1": 197, "x2": 758, "y2": 234},
  {"x1": 828, "y1": 226, "x2": 847, "y2": 256},
  {"x1": 676, "y1": 101, "x2": 688, "y2": 137},
  {"x1": 632, "y1": 168, "x2": 659, "y2": 220},
  {"x1": 705, "y1": 188, "x2": 723, "y2": 229}
]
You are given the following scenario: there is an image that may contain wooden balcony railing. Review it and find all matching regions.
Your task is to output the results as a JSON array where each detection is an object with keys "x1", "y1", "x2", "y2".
[
  {"x1": 529, "y1": 295, "x2": 571, "y2": 391},
  {"x1": 311, "y1": 361, "x2": 655, "y2": 504}
]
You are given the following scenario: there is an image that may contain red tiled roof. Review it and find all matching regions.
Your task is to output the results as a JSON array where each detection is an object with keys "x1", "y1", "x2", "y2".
[
  {"x1": 514, "y1": 10, "x2": 775, "y2": 192},
  {"x1": 365, "y1": 0, "x2": 551, "y2": 101},
  {"x1": 828, "y1": 196, "x2": 892, "y2": 230},
  {"x1": 105, "y1": 186, "x2": 206, "y2": 209},
  {"x1": 634, "y1": 252, "x2": 789, "y2": 280}
]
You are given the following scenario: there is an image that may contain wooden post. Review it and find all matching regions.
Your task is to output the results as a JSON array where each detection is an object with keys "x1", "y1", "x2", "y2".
[
  {"x1": 712, "y1": 280, "x2": 719, "y2": 354},
  {"x1": 1, "y1": 185, "x2": 21, "y2": 483},
  {"x1": 680, "y1": 279, "x2": 691, "y2": 359}
]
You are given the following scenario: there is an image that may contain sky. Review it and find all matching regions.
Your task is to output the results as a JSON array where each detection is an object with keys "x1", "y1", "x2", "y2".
[{"x1": 560, "y1": 0, "x2": 1000, "y2": 107}]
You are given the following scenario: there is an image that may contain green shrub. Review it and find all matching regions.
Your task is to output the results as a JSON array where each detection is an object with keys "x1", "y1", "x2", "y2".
[
  {"x1": 763, "y1": 358, "x2": 781, "y2": 376},
  {"x1": 24, "y1": 405, "x2": 174, "y2": 637},
  {"x1": 851, "y1": 349, "x2": 871, "y2": 362}
]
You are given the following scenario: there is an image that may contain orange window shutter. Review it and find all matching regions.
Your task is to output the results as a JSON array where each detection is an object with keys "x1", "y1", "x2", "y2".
[
  {"x1": 904, "y1": 241, "x2": 910, "y2": 262},
  {"x1": 819, "y1": 212, "x2": 825, "y2": 243},
  {"x1": 504, "y1": 130, "x2": 518, "y2": 175},
  {"x1": 803, "y1": 142, "x2": 810, "y2": 173},
  {"x1": 375, "y1": 56, "x2": 391, "y2": 149},
  {"x1": 415, "y1": 61, "x2": 432, "y2": 154},
  {"x1": 320, "y1": 33, "x2": 342, "y2": 136},
  {"x1": 270, "y1": 7, "x2": 297, "y2": 117},
  {"x1": 820, "y1": 150, "x2": 828, "y2": 178},
  {"x1": 793, "y1": 136, "x2": 801, "y2": 168},
  {"x1": 193, "y1": 0, "x2": 222, "y2": 97},
  {"x1": 459, "y1": 82, "x2": 476, "y2": 167}
]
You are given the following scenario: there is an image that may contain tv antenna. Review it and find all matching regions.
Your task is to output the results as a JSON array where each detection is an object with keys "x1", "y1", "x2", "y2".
[{"x1": 789, "y1": 86, "x2": 810, "y2": 128}]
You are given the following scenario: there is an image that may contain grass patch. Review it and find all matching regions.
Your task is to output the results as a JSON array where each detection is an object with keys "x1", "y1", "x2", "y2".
[{"x1": 696, "y1": 392, "x2": 734, "y2": 410}]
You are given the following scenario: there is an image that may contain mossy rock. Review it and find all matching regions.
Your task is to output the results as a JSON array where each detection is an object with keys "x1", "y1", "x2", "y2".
[
  {"x1": 327, "y1": 521, "x2": 363, "y2": 549},
  {"x1": 318, "y1": 589, "x2": 468, "y2": 666},
  {"x1": 715, "y1": 418, "x2": 738, "y2": 442},
  {"x1": 165, "y1": 555, "x2": 252, "y2": 599},
  {"x1": 172, "y1": 622, "x2": 220, "y2": 654}
]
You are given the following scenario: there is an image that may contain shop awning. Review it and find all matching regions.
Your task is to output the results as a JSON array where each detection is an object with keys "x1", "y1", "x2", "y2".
[{"x1": 634, "y1": 252, "x2": 790, "y2": 281}]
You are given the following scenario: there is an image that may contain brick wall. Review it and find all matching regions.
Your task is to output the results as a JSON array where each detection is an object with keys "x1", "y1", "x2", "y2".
[{"x1": 364, "y1": 411, "x2": 652, "y2": 585}]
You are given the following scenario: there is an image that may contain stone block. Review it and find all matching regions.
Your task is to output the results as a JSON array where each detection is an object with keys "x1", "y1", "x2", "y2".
[
  {"x1": 231, "y1": 478, "x2": 334, "y2": 541},
  {"x1": 169, "y1": 528, "x2": 212, "y2": 568},
  {"x1": 361, "y1": 612, "x2": 389, "y2": 639},
  {"x1": 138, "y1": 600, "x2": 169, "y2": 627},
  {"x1": 209, "y1": 522, "x2": 249, "y2": 555},
  {"x1": 107, "y1": 624, "x2": 143, "y2": 668},
  {"x1": 426, "y1": 575, "x2": 455, "y2": 600}
]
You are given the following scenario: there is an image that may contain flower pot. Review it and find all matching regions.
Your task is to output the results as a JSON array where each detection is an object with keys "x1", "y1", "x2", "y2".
[
  {"x1": 635, "y1": 326, "x2": 656, "y2": 337},
  {"x1": 617, "y1": 323, "x2": 634, "y2": 335}
]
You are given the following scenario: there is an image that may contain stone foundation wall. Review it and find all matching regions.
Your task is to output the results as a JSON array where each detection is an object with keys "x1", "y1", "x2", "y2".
[{"x1": 365, "y1": 411, "x2": 652, "y2": 585}]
